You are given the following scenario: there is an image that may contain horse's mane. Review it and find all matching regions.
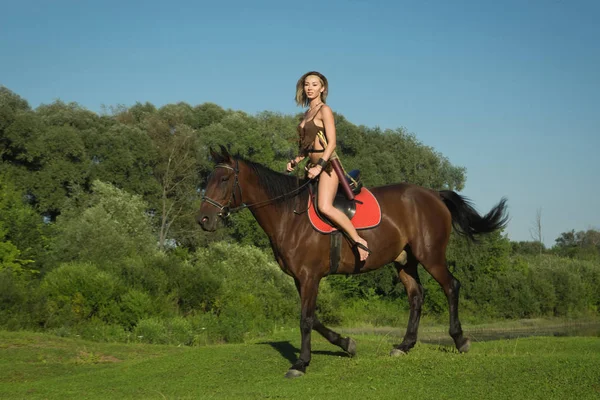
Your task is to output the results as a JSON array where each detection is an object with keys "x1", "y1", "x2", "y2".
[{"x1": 236, "y1": 156, "x2": 309, "y2": 210}]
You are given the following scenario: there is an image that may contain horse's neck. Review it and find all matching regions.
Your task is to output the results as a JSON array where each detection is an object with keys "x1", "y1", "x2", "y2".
[
  {"x1": 250, "y1": 205, "x2": 290, "y2": 240},
  {"x1": 240, "y1": 167, "x2": 305, "y2": 244}
]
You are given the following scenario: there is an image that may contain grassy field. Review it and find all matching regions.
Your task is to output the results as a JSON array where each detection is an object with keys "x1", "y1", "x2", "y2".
[{"x1": 1, "y1": 329, "x2": 599, "y2": 399}]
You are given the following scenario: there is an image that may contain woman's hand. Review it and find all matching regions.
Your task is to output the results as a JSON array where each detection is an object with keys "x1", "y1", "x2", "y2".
[
  {"x1": 306, "y1": 164, "x2": 323, "y2": 179},
  {"x1": 286, "y1": 159, "x2": 297, "y2": 172}
]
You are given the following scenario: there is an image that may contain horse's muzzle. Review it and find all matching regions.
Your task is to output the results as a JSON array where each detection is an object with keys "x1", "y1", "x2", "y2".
[{"x1": 197, "y1": 213, "x2": 216, "y2": 232}]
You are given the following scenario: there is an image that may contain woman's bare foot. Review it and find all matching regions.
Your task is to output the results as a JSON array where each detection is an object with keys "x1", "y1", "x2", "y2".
[{"x1": 354, "y1": 237, "x2": 370, "y2": 261}]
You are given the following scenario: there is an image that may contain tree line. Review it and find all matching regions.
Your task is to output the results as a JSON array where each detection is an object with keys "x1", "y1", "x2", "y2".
[{"x1": 0, "y1": 86, "x2": 598, "y2": 344}]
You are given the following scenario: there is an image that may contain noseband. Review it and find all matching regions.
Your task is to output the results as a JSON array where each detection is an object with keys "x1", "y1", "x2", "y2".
[{"x1": 201, "y1": 160, "x2": 243, "y2": 219}]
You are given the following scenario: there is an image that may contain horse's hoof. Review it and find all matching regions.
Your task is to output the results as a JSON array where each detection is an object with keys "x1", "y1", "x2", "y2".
[
  {"x1": 458, "y1": 339, "x2": 471, "y2": 353},
  {"x1": 346, "y1": 337, "x2": 357, "y2": 357},
  {"x1": 390, "y1": 348, "x2": 407, "y2": 357},
  {"x1": 285, "y1": 369, "x2": 305, "y2": 379}
]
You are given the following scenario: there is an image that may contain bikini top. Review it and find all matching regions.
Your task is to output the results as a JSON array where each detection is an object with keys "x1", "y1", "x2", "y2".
[{"x1": 297, "y1": 104, "x2": 326, "y2": 152}]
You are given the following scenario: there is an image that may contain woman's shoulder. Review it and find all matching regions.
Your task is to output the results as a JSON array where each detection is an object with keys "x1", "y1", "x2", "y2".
[{"x1": 318, "y1": 103, "x2": 333, "y2": 114}]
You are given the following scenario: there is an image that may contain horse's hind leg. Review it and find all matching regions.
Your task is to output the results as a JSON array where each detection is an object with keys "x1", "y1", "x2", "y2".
[
  {"x1": 391, "y1": 257, "x2": 424, "y2": 356},
  {"x1": 419, "y1": 252, "x2": 470, "y2": 353},
  {"x1": 313, "y1": 317, "x2": 357, "y2": 357}
]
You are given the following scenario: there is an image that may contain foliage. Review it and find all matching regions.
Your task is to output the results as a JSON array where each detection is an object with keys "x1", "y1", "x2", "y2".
[
  {"x1": 41, "y1": 262, "x2": 124, "y2": 327},
  {"x1": 511, "y1": 240, "x2": 545, "y2": 256},
  {"x1": 51, "y1": 180, "x2": 157, "y2": 268},
  {"x1": 189, "y1": 242, "x2": 298, "y2": 341},
  {"x1": 0, "y1": 175, "x2": 46, "y2": 274},
  {"x1": 0, "y1": 86, "x2": 598, "y2": 343},
  {"x1": 552, "y1": 229, "x2": 600, "y2": 260}
]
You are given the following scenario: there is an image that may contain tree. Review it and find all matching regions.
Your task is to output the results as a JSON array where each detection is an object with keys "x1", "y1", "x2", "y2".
[
  {"x1": 529, "y1": 207, "x2": 544, "y2": 255},
  {"x1": 511, "y1": 240, "x2": 545, "y2": 256},
  {"x1": 52, "y1": 180, "x2": 157, "y2": 267},
  {"x1": 143, "y1": 112, "x2": 202, "y2": 250},
  {"x1": 84, "y1": 123, "x2": 160, "y2": 199},
  {"x1": 0, "y1": 86, "x2": 31, "y2": 160},
  {"x1": 0, "y1": 175, "x2": 42, "y2": 275},
  {"x1": 1, "y1": 101, "x2": 92, "y2": 218},
  {"x1": 192, "y1": 102, "x2": 227, "y2": 130},
  {"x1": 553, "y1": 229, "x2": 600, "y2": 260}
]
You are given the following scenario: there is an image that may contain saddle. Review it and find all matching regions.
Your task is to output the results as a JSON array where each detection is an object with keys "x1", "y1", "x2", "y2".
[{"x1": 308, "y1": 170, "x2": 381, "y2": 234}]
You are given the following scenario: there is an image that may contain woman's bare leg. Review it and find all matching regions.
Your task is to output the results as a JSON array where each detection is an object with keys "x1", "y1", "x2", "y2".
[{"x1": 317, "y1": 170, "x2": 369, "y2": 261}]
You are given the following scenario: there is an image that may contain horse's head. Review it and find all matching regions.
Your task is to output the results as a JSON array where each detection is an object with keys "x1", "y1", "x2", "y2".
[{"x1": 197, "y1": 145, "x2": 243, "y2": 231}]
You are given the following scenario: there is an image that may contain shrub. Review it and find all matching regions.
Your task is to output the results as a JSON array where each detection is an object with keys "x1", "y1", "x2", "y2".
[
  {"x1": 167, "y1": 316, "x2": 194, "y2": 345},
  {"x1": 51, "y1": 180, "x2": 157, "y2": 269},
  {"x1": 190, "y1": 242, "x2": 299, "y2": 341},
  {"x1": 117, "y1": 257, "x2": 170, "y2": 297},
  {"x1": 119, "y1": 289, "x2": 154, "y2": 329},
  {"x1": 316, "y1": 279, "x2": 343, "y2": 325},
  {"x1": 133, "y1": 317, "x2": 195, "y2": 345},
  {"x1": 71, "y1": 319, "x2": 130, "y2": 342},
  {"x1": 163, "y1": 254, "x2": 223, "y2": 314},
  {"x1": 134, "y1": 317, "x2": 168, "y2": 344},
  {"x1": 41, "y1": 262, "x2": 123, "y2": 327},
  {"x1": 494, "y1": 269, "x2": 538, "y2": 318},
  {"x1": 421, "y1": 273, "x2": 449, "y2": 315},
  {"x1": 0, "y1": 270, "x2": 34, "y2": 329}
]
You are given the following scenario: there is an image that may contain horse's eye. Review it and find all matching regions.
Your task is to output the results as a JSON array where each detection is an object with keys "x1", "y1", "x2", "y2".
[{"x1": 221, "y1": 176, "x2": 229, "y2": 182}]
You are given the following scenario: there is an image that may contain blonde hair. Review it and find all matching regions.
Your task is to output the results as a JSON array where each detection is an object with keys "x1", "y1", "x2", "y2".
[{"x1": 295, "y1": 71, "x2": 329, "y2": 107}]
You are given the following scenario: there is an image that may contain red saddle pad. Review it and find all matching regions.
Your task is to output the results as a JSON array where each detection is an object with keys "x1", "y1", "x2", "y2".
[{"x1": 308, "y1": 188, "x2": 382, "y2": 234}]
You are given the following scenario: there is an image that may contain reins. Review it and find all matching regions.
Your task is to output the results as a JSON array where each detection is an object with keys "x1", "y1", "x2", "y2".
[{"x1": 202, "y1": 160, "x2": 312, "y2": 218}]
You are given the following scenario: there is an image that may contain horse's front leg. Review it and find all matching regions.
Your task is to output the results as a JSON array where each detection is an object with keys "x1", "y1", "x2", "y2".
[{"x1": 286, "y1": 275, "x2": 320, "y2": 379}]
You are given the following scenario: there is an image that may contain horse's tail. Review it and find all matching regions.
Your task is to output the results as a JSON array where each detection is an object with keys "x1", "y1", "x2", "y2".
[{"x1": 439, "y1": 190, "x2": 509, "y2": 242}]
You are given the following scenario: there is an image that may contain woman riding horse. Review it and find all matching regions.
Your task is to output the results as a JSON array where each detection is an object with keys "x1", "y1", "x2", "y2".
[
  {"x1": 198, "y1": 145, "x2": 508, "y2": 378},
  {"x1": 287, "y1": 71, "x2": 370, "y2": 261}
]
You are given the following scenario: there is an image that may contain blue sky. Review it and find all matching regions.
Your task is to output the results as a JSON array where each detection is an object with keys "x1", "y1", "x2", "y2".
[{"x1": 1, "y1": 0, "x2": 598, "y2": 247}]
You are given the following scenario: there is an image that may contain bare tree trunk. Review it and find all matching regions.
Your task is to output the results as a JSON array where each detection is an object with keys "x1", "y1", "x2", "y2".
[{"x1": 529, "y1": 207, "x2": 543, "y2": 255}]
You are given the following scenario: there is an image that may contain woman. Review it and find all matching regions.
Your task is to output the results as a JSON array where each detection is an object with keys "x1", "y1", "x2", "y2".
[{"x1": 286, "y1": 71, "x2": 371, "y2": 261}]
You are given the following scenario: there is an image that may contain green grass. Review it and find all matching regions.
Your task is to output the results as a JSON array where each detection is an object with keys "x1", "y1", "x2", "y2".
[{"x1": 1, "y1": 330, "x2": 599, "y2": 399}]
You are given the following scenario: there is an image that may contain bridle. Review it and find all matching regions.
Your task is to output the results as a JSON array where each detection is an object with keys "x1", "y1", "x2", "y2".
[
  {"x1": 201, "y1": 159, "x2": 312, "y2": 219},
  {"x1": 201, "y1": 160, "x2": 243, "y2": 219}
]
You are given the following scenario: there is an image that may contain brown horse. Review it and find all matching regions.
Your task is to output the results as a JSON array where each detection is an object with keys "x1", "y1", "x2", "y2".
[{"x1": 197, "y1": 146, "x2": 508, "y2": 378}]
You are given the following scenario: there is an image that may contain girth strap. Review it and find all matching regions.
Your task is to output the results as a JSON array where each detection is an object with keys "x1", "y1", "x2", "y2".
[{"x1": 329, "y1": 231, "x2": 342, "y2": 275}]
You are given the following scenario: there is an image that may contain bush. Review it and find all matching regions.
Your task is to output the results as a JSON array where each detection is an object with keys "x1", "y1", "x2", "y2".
[
  {"x1": 134, "y1": 317, "x2": 194, "y2": 345},
  {"x1": 117, "y1": 257, "x2": 170, "y2": 297},
  {"x1": 528, "y1": 265, "x2": 557, "y2": 315},
  {"x1": 167, "y1": 316, "x2": 194, "y2": 345},
  {"x1": 188, "y1": 312, "x2": 223, "y2": 345},
  {"x1": 67, "y1": 319, "x2": 130, "y2": 342},
  {"x1": 0, "y1": 270, "x2": 37, "y2": 329},
  {"x1": 421, "y1": 272, "x2": 449, "y2": 315},
  {"x1": 190, "y1": 242, "x2": 299, "y2": 341},
  {"x1": 51, "y1": 180, "x2": 157, "y2": 269},
  {"x1": 118, "y1": 289, "x2": 155, "y2": 329},
  {"x1": 575, "y1": 261, "x2": 600, "y2": 312},
  {"x1": 162, "y1": 253, "x2": 223, "y2": 314},
  {"x1": 316, "y1": 279, "x2": 343, "y2": 325},
  {"x1": 41, "y1": 262, "x2": 123, "y2": 327},
  {"x1": 494, "y1": 269, "x2": 538, "y2": 318},
  {"x1": 336, "y1": 298, "x2": 408, "y2": 327},
  {"x1": 134, "y1": 317, "x2": 168, "y2": 344},
  {"x1": 327, "y1": 265, "x2": 402, "y2": 300},
  {"x1": 525, "y1": 255, "x2": 595, "y2": 317}
]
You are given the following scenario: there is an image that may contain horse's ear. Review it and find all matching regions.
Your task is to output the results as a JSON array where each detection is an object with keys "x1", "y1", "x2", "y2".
[
  {"x1": 219, "y1": 145, "x2": 232, "y2": 163},
  {"x1": 209, "y1": 147, "x2": 224, "y2": 164}
]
